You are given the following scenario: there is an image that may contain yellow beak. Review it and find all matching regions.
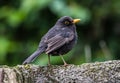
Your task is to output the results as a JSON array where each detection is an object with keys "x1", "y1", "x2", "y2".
[{"x1": 73, "y1": 19, "x2": 80, "y2": 24}]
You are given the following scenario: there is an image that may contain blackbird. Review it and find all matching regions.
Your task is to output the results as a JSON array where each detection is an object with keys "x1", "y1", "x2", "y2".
[{"x1": 23, "y1": 16, "x2": 80, "y2": 65}]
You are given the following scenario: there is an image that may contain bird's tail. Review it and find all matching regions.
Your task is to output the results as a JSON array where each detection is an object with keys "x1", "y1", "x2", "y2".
[{"x1": 22, "y1": 49, "x2": 44, "y2": 64}]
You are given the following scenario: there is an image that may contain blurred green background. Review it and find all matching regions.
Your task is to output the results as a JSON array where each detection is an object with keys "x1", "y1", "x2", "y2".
[{"x1": 0, "y1": 0, "x2": 120, "y2": 66}]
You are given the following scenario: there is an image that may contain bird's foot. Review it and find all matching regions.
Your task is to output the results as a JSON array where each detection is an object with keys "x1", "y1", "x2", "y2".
[
  {"x1": 64, "y1": 63, "x2": 69, "y2": 66},
  {"x1": 47, "y1": 63, "x2": 52, "y2": 66}
]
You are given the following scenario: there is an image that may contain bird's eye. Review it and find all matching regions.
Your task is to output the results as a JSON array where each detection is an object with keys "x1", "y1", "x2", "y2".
[{"x1": 64, "y1": 21, "x2": 70, "y2": 25}]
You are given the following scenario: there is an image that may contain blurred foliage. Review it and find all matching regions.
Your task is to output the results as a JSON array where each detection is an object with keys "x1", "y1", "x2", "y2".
[{"x1": 0, "y1": 0, "x2": 120, "y2": 66}]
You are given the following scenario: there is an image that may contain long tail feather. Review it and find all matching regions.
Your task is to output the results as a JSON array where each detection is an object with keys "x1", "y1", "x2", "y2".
[{"x1": 22, "y1": 49, "x2": 43, "y2": 64}]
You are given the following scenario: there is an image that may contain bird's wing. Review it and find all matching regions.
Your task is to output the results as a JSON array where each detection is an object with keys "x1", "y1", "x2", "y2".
[{"x1": 45, "y1": 34, "x2": 74, "y2": 54}]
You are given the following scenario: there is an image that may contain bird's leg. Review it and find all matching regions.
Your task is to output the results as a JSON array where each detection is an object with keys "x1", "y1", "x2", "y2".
[
  {"x1": 48, "y1": 55, "x2": 51, "y2": 66},
  {"x1": 60, "y1": 55, "x2": 68, "y2": 66}
]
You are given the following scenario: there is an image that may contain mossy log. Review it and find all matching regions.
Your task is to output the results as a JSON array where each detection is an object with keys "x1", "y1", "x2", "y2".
[{"x1": 0, "y1": 60, "x2": 120, "y2": 83}]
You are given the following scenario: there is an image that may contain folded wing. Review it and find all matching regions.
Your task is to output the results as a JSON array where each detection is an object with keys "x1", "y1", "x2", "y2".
[{"x1": 45, "y1": 34, "x2": 74, "y2": 54}]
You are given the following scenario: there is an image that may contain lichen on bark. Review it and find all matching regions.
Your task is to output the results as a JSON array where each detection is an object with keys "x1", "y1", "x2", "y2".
[{"x1": 0, "y1": 60, "x2": 120, "y2": 83}]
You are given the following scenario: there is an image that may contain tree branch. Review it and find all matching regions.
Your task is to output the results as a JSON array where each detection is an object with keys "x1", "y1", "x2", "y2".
[{"x1": 0, "y1": 60, "x2": 120, "y2": 83}]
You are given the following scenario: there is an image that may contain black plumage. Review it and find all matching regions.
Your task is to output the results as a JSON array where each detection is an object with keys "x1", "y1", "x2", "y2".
[{"x1": 23, "y1": 16, "x2": 80, "y2": 65}]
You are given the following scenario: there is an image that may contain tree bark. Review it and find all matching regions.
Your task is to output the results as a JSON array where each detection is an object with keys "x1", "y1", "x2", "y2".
[{"x1": 0, "y1": 60, "x2": 120, "y2": 83}]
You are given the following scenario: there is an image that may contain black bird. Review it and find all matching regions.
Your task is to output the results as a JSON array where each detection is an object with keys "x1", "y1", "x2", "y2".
[{"x1": 23, "y1": 16, "x2": 80, "y2": 65}]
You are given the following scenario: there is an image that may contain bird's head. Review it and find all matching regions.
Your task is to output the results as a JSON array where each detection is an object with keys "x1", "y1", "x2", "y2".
[{"x1": 56, "y1": 16, "x2": 80, "y2": 28}]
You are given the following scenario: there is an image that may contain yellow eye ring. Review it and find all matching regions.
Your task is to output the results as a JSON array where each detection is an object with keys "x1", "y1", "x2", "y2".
[{"x1": 64, "y1": 21, "x2": 70, "y2": 25}]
